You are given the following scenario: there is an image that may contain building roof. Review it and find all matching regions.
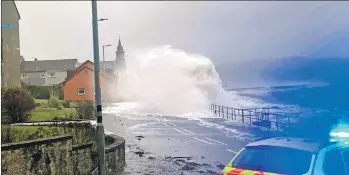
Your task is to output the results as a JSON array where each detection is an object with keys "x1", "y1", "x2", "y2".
[
  {"x1": 21, "y1": 59, "x2": 78, "y2": 72},
  {"x1": 246, "y1": 137, "x2": 328, "y2": 153},
  {"x1": 13, "y1": 0, "x2": 21, "y2": 20},
  {"x1": 61, "y1": 60, "x2": 114, "y2": 85}
]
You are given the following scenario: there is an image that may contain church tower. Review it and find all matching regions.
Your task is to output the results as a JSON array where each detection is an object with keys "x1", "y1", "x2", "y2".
[{"x1": 115, "y1": 37, "x2": 126, "y2": 71}]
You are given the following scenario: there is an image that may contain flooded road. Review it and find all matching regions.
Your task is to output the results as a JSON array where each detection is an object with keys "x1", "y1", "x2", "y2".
[{"x1": 103, "y1": 114, "x2": 276, "y2": 175}]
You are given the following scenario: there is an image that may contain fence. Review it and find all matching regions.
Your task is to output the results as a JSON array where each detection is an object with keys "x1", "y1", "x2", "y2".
[{"x1": 209, "y1": 104, "x2": 299, "y2": 131}]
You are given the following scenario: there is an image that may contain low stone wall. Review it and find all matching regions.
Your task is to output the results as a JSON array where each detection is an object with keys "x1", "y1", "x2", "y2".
[
  {"x1": 1, "y1": 135, "x2": 95, "y2": 175},
  {"x1": 72, "y1": 143, "x2": 94, "y2": 175},
  {"x1": 90, "y1": 134, "x2": 126, "y2": 175},
  {"x1": 105, "y1": 134, "x2": 126, "y2": 174},
  {"x1": 1, "y1": 135, "x2": 73, "y2": 174}
]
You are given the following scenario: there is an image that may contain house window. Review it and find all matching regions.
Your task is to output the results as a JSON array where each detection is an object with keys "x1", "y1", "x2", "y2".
[
  {"x1": 77, "y1": 88, "x2": 85, "y2": 96},
  {"x1": 21, "y1": 73, "x2": 28, "y2": 79},
  {"x1": 40, "y1": 73, "x2": 45, "y2": 78},
  {"x1": 48, "y1": 72, "x2": 56, "y2": 77}
]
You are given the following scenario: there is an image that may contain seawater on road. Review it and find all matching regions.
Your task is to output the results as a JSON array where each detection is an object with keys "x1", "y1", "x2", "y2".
[{"x1": 103, "y1": 113, "x2": 276, "y2": 175}]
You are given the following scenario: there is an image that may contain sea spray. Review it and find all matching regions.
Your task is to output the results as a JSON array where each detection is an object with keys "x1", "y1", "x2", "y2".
[{"x1": 106, "y1": 45, "x2": 270, "y2": 117}]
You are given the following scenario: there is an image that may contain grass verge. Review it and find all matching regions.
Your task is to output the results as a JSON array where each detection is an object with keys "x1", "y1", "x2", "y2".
[{"x1": 30, "y1": 107, "x2": 77, "y2": 121}]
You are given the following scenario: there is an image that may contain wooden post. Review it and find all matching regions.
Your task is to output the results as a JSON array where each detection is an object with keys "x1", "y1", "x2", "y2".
[
  {"x1": 218, "y1": 106, "x2": 221, "y2": 117},
  {"x1": 249, "y1": 111, "x2": 252, "y2": 125},
  {"x1": 226, "y1": 107, "x2": 229, "y2": 119}
]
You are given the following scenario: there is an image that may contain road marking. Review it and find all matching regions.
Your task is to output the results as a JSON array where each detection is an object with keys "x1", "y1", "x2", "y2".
[
  {"x1": 193, "y1": 137, "x2": 213, "y2": 144},
  {"x1": 226, "y1": 149, "x2": 238, "y2": 154},
  {"x1": 181, "y1": 128, "x2": 195, "y2": 134},
  {"x1": 169, "y1": 122, "x2": 177, "y2": 127},
  {"x1": 162, "y1": 122, "x2": 169, "y2": 127},
  {"x1": 173, "y1": 128, "x2": 188, "y2": 134},
  {"x1": 128, "y1": 122, "x2": 159, "y2": 130},
  {"x1": 204, "y1": 137, "x2": 227, "y2": 145}
]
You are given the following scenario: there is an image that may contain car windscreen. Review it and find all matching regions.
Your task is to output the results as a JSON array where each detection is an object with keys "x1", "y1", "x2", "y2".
[{"x1": 232, "y1": 146, "x2": 313, "y2": 175}]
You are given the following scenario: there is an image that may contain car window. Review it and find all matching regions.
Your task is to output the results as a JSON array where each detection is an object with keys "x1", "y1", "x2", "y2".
[
  {"x1": 323, "y1": 149, "x2": 346, "y2": 175},
  {"x1": 232, "y1": 146, "x2": 313, "y2": 175}
]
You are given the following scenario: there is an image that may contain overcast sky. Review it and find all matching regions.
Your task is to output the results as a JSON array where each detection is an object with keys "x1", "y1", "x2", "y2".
[{"x1": 16, "y1": 1, "x2": 349, "y2": 64}]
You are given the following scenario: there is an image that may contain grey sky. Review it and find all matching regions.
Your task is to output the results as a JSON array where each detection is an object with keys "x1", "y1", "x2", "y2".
[{"x1": 17, "y1": 1, "x2": 349, "y2": 63}]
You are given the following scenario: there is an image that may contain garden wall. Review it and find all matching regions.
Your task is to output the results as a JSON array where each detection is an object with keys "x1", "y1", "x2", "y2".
[
  {"x1": 1, "y1": 135, "x2": 94, "y2": 175},
  {"x1": 90, "y1": 134, "x2": 126, "y2": 175}
]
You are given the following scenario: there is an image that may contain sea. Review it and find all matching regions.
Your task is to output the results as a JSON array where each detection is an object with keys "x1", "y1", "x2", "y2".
[{"x1": 216, "y1": 56, "x2": 349, "y2": 139}]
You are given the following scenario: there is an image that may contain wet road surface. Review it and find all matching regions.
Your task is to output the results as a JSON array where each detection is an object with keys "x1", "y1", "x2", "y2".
[{"x1": 103, "y1": 114, "x2": 279, "y2": 175}]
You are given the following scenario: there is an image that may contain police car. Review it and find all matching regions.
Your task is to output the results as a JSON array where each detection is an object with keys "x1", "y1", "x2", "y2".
[{"x1": 218, "y1": 136, "x2": 349, "y2": 175}]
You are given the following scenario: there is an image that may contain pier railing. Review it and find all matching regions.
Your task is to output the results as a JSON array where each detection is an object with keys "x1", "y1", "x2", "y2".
[{"x1": 209, "y1": 104, "x2": 298, "y2": 131}]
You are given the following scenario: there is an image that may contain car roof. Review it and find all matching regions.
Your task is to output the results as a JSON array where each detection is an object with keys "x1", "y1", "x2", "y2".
[{"x1": 246, "y1": 137, "x2": 332, "y2": 153}]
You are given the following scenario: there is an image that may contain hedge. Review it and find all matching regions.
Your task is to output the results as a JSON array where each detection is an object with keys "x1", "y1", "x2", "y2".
[{"x1": 26, "y1": 85, "x2": 64, "y2": 100}]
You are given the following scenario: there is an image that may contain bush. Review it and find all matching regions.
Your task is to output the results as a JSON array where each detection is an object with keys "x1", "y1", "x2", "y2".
[
  {"x1": 35, "y1": 103, "x2": 41, "y2": 107},
  {"x1": 48, "y1": 97, "x2": 60, "y2": 108},
  {"x1": 1, "y1": 87, "x2": 35, "y2": 123},
  {"x1": 40, "y1": 101, "x2": 49, "y2": 108},
  {"x1": 62, "y1": 100, "x2": 71, "y2": 108},
  {"x1": 64, "y1": 111, "x2": 76, "y2": 120},
  {"x1": 76, "y1": 101, "x2": 95, "y2": 119}
]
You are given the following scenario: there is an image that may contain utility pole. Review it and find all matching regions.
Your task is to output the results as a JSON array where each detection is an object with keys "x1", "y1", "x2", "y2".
[
  {"x1": 102, "y1": 44, "x2": 112, "y2": 73},
  {"x1": 91, "y1": 0, "x2": 105, "y2": 174}
]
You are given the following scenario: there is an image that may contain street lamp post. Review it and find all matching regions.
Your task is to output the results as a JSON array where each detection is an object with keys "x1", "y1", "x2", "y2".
[
  {"x1": 102, "y1": 44, "x2": 112, "y2": 73},
  {"x1": 98, "y1": 18, "x2": 108, "y2": 21},
  {"x1": 91, "y1": 0, "x2": 106, "y2": 175}
]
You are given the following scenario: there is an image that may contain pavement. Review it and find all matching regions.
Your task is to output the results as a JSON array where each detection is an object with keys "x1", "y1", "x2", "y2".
[{"x1": 103, "y1": 113, "x2": 282, "y2": 175}]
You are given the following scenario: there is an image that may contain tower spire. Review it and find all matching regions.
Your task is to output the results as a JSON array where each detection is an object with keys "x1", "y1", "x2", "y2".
[{"x1": 117, "y1": 35, "x2": 123, "y2": 51}]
